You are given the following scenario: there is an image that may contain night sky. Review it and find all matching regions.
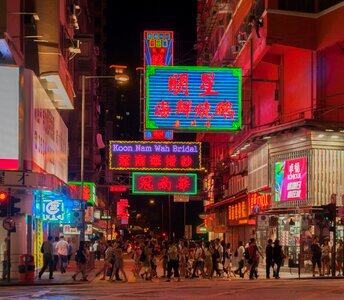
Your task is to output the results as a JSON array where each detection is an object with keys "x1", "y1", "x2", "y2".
[{"x1": 106, "y1": 0, "x2": 203, "y2": 240}]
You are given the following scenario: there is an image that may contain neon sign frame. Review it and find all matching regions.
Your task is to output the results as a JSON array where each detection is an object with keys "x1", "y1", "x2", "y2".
[
  {"x1": 145, "y1": 66, "x2": 242, "y2": 131},
  {"x1": 68, "y1": 181, "x2": 96, "y2": 205},
  {"x1": 109, "y1": 140, "x2": 201, "y2": 171},
  {"x1": 132, "y1": 172, "x2": 197, "y2": 195}
]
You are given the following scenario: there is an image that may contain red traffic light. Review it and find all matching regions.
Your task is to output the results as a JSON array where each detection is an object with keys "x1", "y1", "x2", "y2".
[{"x1": 0, "y1": 191, "x2": 8, "y2": 201}]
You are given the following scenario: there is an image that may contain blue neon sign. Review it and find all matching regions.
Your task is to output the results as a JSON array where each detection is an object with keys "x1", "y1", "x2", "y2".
[
  {"x1": 42, "y1": 198, "x2": 64, "y2": 222},
  {"x1": 145, "y1": 66, "x2": 242, "y2": 131}
]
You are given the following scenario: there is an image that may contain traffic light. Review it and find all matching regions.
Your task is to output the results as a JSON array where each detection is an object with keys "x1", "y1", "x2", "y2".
[
  {"x1": 0, "y1": 191, "x2": 8, "y2": 217},
  {"x1": 10, "y1": 196, "x2": 21, "y2": 216}
]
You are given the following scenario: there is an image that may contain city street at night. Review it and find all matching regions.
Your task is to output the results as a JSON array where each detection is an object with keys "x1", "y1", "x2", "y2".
[{"x1": 1, "y1": 277, "x2": 344, "y2": 300}]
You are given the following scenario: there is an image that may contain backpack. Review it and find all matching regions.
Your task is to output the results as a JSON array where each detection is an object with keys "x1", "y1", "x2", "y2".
[
  {"x1": 244, "y1": 247, "x2": 250, "y2": 260},
  {"x1": 139, "y1": 249, "x2": 146, "y2": 262},
  {"x1": 213, "y1": 248, "x2": 220, "y2": 259}
]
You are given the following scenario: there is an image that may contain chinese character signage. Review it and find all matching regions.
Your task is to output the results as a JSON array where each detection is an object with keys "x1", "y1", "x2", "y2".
[
  {"x1": 145, "y1": 66, "x2": 242, "y2": 131},
  {"x1": 109, "y1": 141, "x2": 201, "y2": 171},
  {"x1": 144, "y1": 31, "x2": 174, "y2": 68},
  {"x1": 132, "y1": 172, "x2": 197, "y2": 195},
  {"x1": 275, "y1": 157, "x2": 307, "y2": 202},
  {"x1": 117, "y1": 199, "x2": 129, "y2": 225},
  {"x1": 42, "y1": 198, "x2": 64, "y2": 221},
  {"x1": 144, "y1": 129, "x2": 173, "y2": 141},
  {"x1": 248, "y1": 192, "x2": 271, "y2": 214},
  {"x1": 228, "y1": 200, "x2": 247, "y2": 221},
  {"x1": 68, "y1": 182, "x2": 96, "y2": 205}
]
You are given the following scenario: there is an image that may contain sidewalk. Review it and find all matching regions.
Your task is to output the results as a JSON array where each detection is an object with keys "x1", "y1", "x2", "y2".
[{"x1": 0, "y1": 260, "x2": 104, "y2": 286}]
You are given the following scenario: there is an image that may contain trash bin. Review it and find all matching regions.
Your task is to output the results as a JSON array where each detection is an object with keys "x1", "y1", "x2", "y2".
[{"x1": 18, "y1": 254, "x2": 35, "y2": 283}]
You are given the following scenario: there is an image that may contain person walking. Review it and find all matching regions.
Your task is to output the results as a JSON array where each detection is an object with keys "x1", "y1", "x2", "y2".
[
  {"x1": 72, "y1": 241, "x2": 89, "y2": 281},
  {"x1": 248, "y1": 238, "x2": 263, "y2": 280},
  {"x1": 192, "y1": 243, "x2": 205, "y2": 278},
  {"x1": 311, "y1": 236, "x2": 322, "y2": 277},
  {"x1": 223, "y1": 243, "x2": 235, "y2": 277},
  {"x1": 336, "y1": 239, "x2": 344, "y2": 276},
  {"x1": 203, "y1": 242, "x2": 213, "y2": 278},
  {"x1": 52, "y1": 236, "x2": 59, "y2": 271},
  {"x1": 265, "y1": 239, "x2": 274, "y2": 279},
  {"x1": 38, "y1": 236, "x2": 54, "y2": 279},
  {"x1": 234, "y1": 241, "x2": 245, "y2": 278},
  {"x1": 272, "y1": 240, "x2": 283, "y2": 279},
  {"x1": 93, "y1": 240, "x2": 101, "y2": 261},
  {"x1": 111, "y1": 244, "x2": 127, "y2": 282},
  {"x1": 67, "y1": 240, "x2": 73, "y2": 265},
  {"x1": 321, "y1": 239, "x2": 331, "y2": 276},
  {"x1": 166, "y1": 242, "x2": 180, "y2": 282},
  {"x1": 101, "y1": 241, "x2": 113, "y2": 280},
  {"x1": 56, "y1": 236, "x2": 69, "y2": 273}
]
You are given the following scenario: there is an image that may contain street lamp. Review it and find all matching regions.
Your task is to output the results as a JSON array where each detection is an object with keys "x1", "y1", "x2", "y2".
[{"x1": 80, "y1": 74, "x2": 129, "y2": 240}]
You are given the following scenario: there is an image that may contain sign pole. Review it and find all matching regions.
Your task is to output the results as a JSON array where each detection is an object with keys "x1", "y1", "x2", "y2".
[{"x1": 6, "y1": 188, "x2": 12, "y2": 282}]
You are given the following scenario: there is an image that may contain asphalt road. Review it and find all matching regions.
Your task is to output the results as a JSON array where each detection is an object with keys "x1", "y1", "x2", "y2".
[{"x1": 0, "y1": 277, "x2": 344, "y2": 300}]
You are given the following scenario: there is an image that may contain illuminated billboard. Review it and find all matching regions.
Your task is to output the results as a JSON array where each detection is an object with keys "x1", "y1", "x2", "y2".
[
  {"x1": 275, "y1": 157, "x2": 307, "y2": 202},
  {"x1": 42, "y1": 198, "x2": 64, "y2": 222},
  {"x1": 68, "y1": 182, "x2": 96, "y2": 205},
  {"x1": 144, "y1": 31, "x2": 174, "y2": 68},
  {"x1": 144, "y1": 129, "x2": 173, "y2": 141},
  {"x1": 145, "y1": 66, "x2": 242, "y2": 131},
  {"x1": 132, "y1": 172, "x2": 197, "y2": 195},
  {"x1": 109, "y1": 141, "x2": 201, "y2": 171},
  {"x1": 0, "y1": 66, "x2": 19, "y2": 169}
]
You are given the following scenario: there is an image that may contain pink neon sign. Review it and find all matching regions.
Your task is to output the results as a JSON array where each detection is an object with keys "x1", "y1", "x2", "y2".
[{"x1": 275, "y1": 157, "x2": 307, "y2": 202}]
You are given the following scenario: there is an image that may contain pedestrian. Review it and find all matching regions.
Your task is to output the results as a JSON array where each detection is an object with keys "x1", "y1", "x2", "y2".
[
  {"x1": 140, "y1": 241, "x2": 152, "y2": 280},
  {"x1": 336, "y1": 239, "x2": 344, "y2": 276},
  {"x1": 56, "y1": 236, "x2": 69, "y2": 273},
  {"x1": 223, "y1": 242, "x2": 235, "y2": 277},
  {"x1": 203, "y1": 242, "x2": 213, "y2": 278},
  {"x1": 265, "y1": 239, "x2": 274, "y2": 279},
  {"x1": 248, "y1": 238, "x2": 263, "y2": 280},
  {"x1": 72, "y1": 241, "x2": 89, "y2": 281},
  {"x1": 52, "y1": 236, "x2": 59, "y2": 271},
  {"x1": 38, "y1": 236, "x2": 54, "y2": 279},
  {"x1": 1, "y1": 238, "x2": 8, "y2": 280},
  {"x1": 93, "y1": 240, "x2": 101, "y2": 261},
  {"x1": 321, "y1": 239, "x2": 331, "y2": 276},
  {"x1": 311, "y1": 236, "x2": 322, "y2": 277},
  {"x1": 101, "y1": 241, "x2": 113, "y2": 280},
  {"x1": 213, "y1": 239, "x2": 223, "y2": 277},
  {"x1": 180, "y1": 241, "x2": 189, "y2": 278},
  {"x1": 67, "y1": 240, "x2": 73, "y2": 264},
  {"x1": 192, "y1": 243, "x2": 205, "y2": 278},
  {"x1": 272, "y1": 240, "x2": 284, "y2": 279},
  {"x1": 167, "y1": 242, "x2": 180, "y2": 282},
  {"x1": 234, "y1": 241, "x2": 245, "y2": 278},
  {"x1": 160, "y1": 244, "x2": 168, "y2": 278},
  {"x1": 111, "y1": 244, "x2": 127, "y2": 282},
  {"x1": 132, "y1": 242, "x2": 141, "y2": 278}
]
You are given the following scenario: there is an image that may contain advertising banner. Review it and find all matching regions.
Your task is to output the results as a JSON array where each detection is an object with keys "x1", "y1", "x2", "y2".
[
  {"x1": 145, "y1": 66, "x2": 242, "y2": 131},
  {"x1": 110, "y1": 141, "x2": 201, "y2": 171},
  {"x1": 275, "y1": 157, "x2": 307, "y2": 202},
  {"x1": 132, "y1": 172, "x2": 197, "y2": 195}
]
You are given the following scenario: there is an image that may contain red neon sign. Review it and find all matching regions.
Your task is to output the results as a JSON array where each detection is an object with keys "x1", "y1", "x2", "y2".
[
  {"x1": 110, "y1": 185, "x2": 127, "y2": 192},
  {"x1": 248, "y1": 192, "x2": 271, "y2": 214}
]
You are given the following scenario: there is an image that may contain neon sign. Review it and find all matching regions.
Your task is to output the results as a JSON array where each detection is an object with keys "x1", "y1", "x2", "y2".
[
  {"x1": 228, "y1": 200, "x2": 247, "y2": 221},
  {"x1": 144, "y1": 130, "x2": 173, "y2": 141},
  {"x1": 145, "y1": 66, "x2": 242, "y2": 131},
  {"x1": 132, "y1": 172, "x2": 197, "y2": 195},
  {"x1": 248, "y1": 192, "x2": 271, "y2": 214},
  {"x1": 68, "y1": 182, "x2": 96, "y2": 205},
  {"x1": 117, "y1": 199, "x2": 128, "y2": 225},
  {"x1": 275, "y1": 157, "x2": 307, "y2": 202},
  {"x1": 42, "y1": 198, "x2": 64, "y2": 222},
  {"x1": 144, "y1": 31, "x2": 173, "y2": 68},
  {"x1": 109, "y1": 141, "x2": 201, "y2": 171}
]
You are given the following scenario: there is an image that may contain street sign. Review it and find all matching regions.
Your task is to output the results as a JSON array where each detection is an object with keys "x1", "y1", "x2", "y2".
[
  {"x1": 3, "y1": 217, "x2": 15, "y2": 231},
  {"x1": 174, "y1": 194, "x2": 189, "y2": 202}
]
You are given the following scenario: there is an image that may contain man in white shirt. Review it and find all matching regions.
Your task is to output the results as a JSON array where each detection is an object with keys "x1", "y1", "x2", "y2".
[{"x1": 56, "y1": 236, "x2": 69, "y2": 273}]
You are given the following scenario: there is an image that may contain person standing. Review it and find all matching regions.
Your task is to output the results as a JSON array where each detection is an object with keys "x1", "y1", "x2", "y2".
[
  {"x1": 311, "y1": 236, "x2": 322, "y2": 277},
  {"x1": 234, "y1": 241, "x2": 245, "y2": 278},
  {"x1": 72, "y1": 241, "x2": 89, "y2": 281},
  {"x1": 272, "y1": 240, "x2": 283, "y2": 279},
  {"x1": 67, "y1": 240, "x2": 73, "y2": 265},
  {"x1": 38, "y1": 236, "x2": 54, "y2": 279},
  {"x1": 56, "y1": 236, "x2": 69, "y2": 273},
  {"x1": 52, "y1": 237, "x2": 59, "y2": 271},
  {"x1": 166, "y1": 242, "x2": 180, "y2": 282},
  {"x1": 265, "y1": 239, "x2": 274, "y2": 279},
  {"x1": 321, "y1": 239, "x2": 331, "y2": 276},
  {"x1": 93, "y1": 240, "x2": 101, "y2": 261},
  {"x1": 1, "y1": 238, "x2": 8, "y2": 280},
  {"x1": 336, "y1": 239, "x2": 344, "y2": 276}
]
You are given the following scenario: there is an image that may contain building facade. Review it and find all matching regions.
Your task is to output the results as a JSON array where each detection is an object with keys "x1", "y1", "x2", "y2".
[{"x1": 197, "y1": 0, "x2": 344, "y2": 267}]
